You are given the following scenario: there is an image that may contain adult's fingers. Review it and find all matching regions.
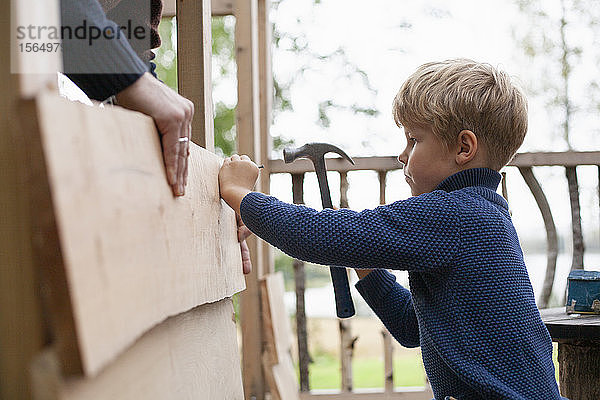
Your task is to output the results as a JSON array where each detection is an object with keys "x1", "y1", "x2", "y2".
[
  {"x1": 238, "y1": 225, "x2": 252, "y2": 243},
  {"x1": 175, "y1": 123, "x2": 191, "y2": 196},
  {"x1": 162, "y1": 125, "x2": 180, "y2": 189},
  {"x1": 240, "y1": 240, "x2": 252, "y2": 274}
]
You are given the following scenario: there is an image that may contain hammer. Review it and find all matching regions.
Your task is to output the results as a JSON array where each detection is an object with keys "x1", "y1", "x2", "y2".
[{"x1": 283, "y1": 142, "x2": 356, "y2": 318}]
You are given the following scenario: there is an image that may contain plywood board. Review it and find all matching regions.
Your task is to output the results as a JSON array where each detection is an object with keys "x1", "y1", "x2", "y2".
[
  {"x1": 31, "y1": 299, "x2": 244, "y2": 400},
  {"x1": 261, "y1": 272, "x2": 298, "y2": 399},
  {"x1": 261, "y1": 272, "x2": 293, "y2": 365},
  {"x1": 29, "y1": 92, "x2": 245, "y2": 377},
  {"x1": 262, "y1": 351, "x2": 298, "y2": 400}
]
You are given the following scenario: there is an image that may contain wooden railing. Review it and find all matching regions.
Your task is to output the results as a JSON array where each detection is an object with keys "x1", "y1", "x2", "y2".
[{"x1": 268, "y1": 151, "x2": 600, "y2": 398}]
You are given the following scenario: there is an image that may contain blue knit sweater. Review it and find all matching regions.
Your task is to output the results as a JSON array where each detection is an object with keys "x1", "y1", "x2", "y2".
[{"x1": 240, "y1": 168, "x2": 561, "y2": 400}]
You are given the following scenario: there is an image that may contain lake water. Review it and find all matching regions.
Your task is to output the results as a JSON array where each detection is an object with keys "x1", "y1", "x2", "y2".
[{"x1": 284, "y1": 252, "x2": 600, "y2": 318}]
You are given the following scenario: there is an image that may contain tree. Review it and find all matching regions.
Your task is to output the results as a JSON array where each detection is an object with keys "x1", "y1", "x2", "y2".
[
  {"x1": 513, "y1": 0, "x2": 600, "y2": 307},
  {"x1": 154, "y1": 0, "x2": 379, "y2": 158}
]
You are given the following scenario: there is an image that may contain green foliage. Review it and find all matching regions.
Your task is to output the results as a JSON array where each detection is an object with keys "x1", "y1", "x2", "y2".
[{"x1": 155, "y1": 17, "x2": 177, "y2": 90}]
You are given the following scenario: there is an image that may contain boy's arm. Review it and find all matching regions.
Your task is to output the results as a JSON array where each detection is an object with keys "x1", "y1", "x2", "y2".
[
  {"x1": 239, "y1": 191, "x2": 460, "y2": 273},
  {"x1": 219, "y1": 155, "x2": 460, "y2": 273},
  {"x1": 356, "y1": 270, "x2": 420, "y2": 347}
]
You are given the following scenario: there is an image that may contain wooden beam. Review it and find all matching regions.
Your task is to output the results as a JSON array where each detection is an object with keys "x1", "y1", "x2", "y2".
[
  {"x1": 1, "y1": 2, "x2": 46, "y2": 397},
  {"x1": 27, "y1": 92, "x2": 245, "y2": 377},
  {"x1": 258, "y1": 0, "x2": 274, "y2": 275},
  {"x1": 268, "y1": 152, "x2": 600, "y2": 174},
  {"x1": 30, "y1": 299, "x2": 244, "y2": 400},
  {"x1": 261, "y1": 272, "x2": 299, "y2": 399},
  {"x1": 163, "y1": 0, "x2": 234, "y2": 17},
  {"x1": 177, "y1": 0, "x2": 215, "y2": 150},
  {"x1": 235, "y1": 0, "x2": 265, "y2": 397}
]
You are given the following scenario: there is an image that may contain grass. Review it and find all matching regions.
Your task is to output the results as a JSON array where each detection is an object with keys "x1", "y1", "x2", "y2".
[
  {"x1": 304, "y1": 353, "x2": 426, "y2": 390},
  {"x1": 302, "y1": 344, "x2": 560, "y2": 390}
]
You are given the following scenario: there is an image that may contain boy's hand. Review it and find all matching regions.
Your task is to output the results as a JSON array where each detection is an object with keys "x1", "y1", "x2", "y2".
[{"x1": 219, "y1": 154, "x2": 260, "y2": 215}]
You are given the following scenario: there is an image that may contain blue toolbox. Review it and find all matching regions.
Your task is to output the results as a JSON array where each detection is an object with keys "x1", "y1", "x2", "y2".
[{"x1": 565, "y1": 270, "x2": 600, "y2": 314}]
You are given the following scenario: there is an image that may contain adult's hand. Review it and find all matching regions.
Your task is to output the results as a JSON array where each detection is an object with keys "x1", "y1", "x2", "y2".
[{"x1": 116, "y1": 72, "x2": 194, "y2": 196}]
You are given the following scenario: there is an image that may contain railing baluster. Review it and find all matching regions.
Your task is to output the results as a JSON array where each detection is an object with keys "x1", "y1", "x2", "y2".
[
  {"x1": 518, "y1": 167, "x2": 558, "y2": 308},
  {"x1": 377, "y1": 170, "x2": 395, "y2": 393},
  {"x1": 378, "y1": 171, "x2": 387, "y2": 205},
  {"x1": 292, "y1": 173, "x2": 310, "y2": 392},
  {"x1": 338, "y1": 171, "x2": 355, "y2": 392},
  {"x1": 382, "y1": 328, "x2": 394, "y2": 393},
  {"x1": 565, "y1": 166, "x2": 584, "y2": 271}
]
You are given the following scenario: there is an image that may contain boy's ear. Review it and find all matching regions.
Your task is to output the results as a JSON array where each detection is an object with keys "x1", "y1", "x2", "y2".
[{"x1": 455, "y1": 130, "x2": 478, "y2": 166}]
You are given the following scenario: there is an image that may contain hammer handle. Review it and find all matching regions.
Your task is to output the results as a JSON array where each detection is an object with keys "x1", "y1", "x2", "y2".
[
  {"x1": 313, "y1": 157, "x2": 356, "y2": 319},
  {"x1": 330, "y1": 266, "x2": 356, "y2": 318}
]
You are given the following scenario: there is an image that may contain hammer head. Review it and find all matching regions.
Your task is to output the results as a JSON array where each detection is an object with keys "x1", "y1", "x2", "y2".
[{"x1": 283, "y1": 142, "x2": 355, "y2": 165}]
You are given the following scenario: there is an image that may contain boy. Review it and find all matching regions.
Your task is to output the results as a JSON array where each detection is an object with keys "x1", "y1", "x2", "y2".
[{"x1": 219, "y1": 59, "x2": 563, "y2": 399}]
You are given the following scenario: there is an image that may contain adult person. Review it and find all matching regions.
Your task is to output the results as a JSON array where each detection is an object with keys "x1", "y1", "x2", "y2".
[{"x1": 61, "y1": 0, "x2": 192, "y2": 197}]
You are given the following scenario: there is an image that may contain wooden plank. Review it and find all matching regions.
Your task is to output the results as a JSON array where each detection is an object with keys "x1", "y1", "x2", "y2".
[
  {"x1": 235, "y1": 0, "x2": 265, "y2": 397},
  {"x1": 268, "y1": 152, "x2": 600, "y2": 174},
  {"x1": 261, "y1": 272, "x2": 298, "y2": 400},
  {"x1": 1, "y1": 2, "x2": 46, "y2": 397},
  {"x1": 510, "y1": 151, "x2": 600, "y2": 167},
  {"x1": 177, "y1": 0, "x2": 215, "y2": 150},
  {"x1": 261, "y1": 272, "x2": 293, "y2": 365},
  {"x1": 10, "y1": 0, "x2": 61, "y2": 97},
  {"x1": 30, "y1": 299, "x2": 244, "y2": 400},
  {"x1": 164, "y1": 0, "x2": 234, "y2": 17},
  {"x1": 263, "y1": 352, "x2": 300, "y2": 400},
  {"x1": 258, "y1": 0, "x2": 273, "y2": 276},
  {"x1": 28, "y1": 92, "x2": 245, "y2": 377},
  {"x1": 541, "y1": 308, "x2": 600, "y2": 340}
]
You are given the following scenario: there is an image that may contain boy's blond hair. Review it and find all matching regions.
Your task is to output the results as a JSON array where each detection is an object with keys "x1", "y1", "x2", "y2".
[{"x1": 393, "y1": 59, "x2": 528, "y2": 170}]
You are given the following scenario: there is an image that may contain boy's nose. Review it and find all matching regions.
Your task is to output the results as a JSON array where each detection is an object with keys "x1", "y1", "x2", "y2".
[{"x1": 397, "y1": 154, "x2": 406, "y2": 169}]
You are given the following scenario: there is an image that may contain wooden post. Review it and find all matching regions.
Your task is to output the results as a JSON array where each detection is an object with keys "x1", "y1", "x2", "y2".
[
  {"x1": 176, "y1": 0, "x2": 215, "y2": 150},
  {"x1": 258, "y1": 0, "x2": 273, "y2": 275},
  {"x1": 1, "y1": 0, "x2": 55, "y2": 397},
  {"x1": 558, "y1": 340, "x2": 600, "y2": 399},
  {"x1": 236, "y1": 0, "x2": 265, "y2": 398},
  {"x1": 292, "y1": 173, "x2": 310, "y2": 392},
  {"x1": 338, "y1": 172, "x2": 355, "y2": 392},
  {"x1": 382, "y1": 329, "x2": 394, "y2": 393}
]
